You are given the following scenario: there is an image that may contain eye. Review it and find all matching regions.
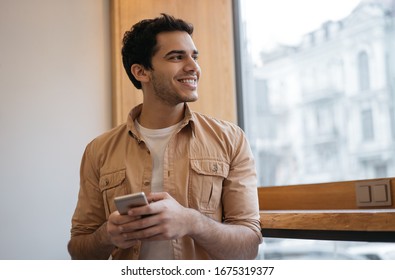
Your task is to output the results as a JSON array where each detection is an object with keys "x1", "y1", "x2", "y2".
[{"x1": 170, "y1": 55, "x2": 183, "y2": 61}]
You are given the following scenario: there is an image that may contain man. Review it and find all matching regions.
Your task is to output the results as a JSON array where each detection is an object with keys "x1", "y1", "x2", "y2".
[{"x1": 68, "y1": 13, "x2": 262, "y2": 260}]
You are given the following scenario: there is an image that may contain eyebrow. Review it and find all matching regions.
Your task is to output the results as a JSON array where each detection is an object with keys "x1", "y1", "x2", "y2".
[{"x1": 163, "y1": 49, "x2": 199, "y2": 58}]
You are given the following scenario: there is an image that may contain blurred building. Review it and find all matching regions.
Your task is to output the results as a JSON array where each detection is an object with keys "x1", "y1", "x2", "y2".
[{"x1": 247, "y1": 0, "x2": 395, "y2": 186}]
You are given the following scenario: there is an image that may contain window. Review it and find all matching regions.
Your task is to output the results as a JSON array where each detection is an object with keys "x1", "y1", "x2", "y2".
[
  {"x1": 237, "y1": 0, "x2": 395, "y2": 185},
  {"x1": 236, "y1": 0, "x2": 395, "y2": 260},
  {"x1": 358, "y1": 51, "x2": 370, "y2": 91},
  {"x1": 361, "y1": 108, "x2": 374, "y2": 141}
]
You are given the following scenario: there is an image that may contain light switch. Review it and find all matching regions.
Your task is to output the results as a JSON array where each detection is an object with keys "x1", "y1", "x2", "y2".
[
  {"x1": 355, "y1": 179, "x2": 392, "y2": 207},
  {"x1": 356, "y1": 185, "x2": 371, "y2": 203},
  {"x1": 372, "y1": 184, "x2": 388, "y2": 202}
]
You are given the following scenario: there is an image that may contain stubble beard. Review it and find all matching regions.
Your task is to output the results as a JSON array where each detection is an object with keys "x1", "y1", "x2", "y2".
[{"x1": 152, "y1": 74, "x2": 198, "y2": 106}]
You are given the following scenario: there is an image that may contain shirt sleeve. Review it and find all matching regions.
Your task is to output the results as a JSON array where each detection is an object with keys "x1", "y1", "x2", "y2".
[
  {"x1": 70, "y1": 141, "x2": 107, "y2": 237},
  {"x1": 221, "y1": 127, "x2": 263, "y2": 242}
]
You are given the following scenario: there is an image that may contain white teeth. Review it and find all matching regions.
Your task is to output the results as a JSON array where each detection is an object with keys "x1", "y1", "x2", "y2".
[{"x1": 179, "y1": 79, "x2": 196, "y2": 84}]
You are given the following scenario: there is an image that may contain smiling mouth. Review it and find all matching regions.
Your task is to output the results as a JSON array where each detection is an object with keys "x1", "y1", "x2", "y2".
[{"x1": 178, "y1": 78, "x2": 198, "y2": 86}]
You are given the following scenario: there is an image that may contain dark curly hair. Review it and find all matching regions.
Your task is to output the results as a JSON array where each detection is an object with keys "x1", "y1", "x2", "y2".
[{"x1": 121, "y1": 13, "x2": 194, "y2": 89}]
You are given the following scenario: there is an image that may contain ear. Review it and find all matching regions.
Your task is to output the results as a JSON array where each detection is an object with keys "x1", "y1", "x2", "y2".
[{"x1": 131, "y1": 64, "x2": 150, "y2": 83}]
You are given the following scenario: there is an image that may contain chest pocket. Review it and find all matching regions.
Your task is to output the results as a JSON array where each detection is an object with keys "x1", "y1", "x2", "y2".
[
  {"x1": 189, "y1": 159, "x2": 229, "y2": 214},
  {"x1": 99, "y1": 169, "x2": 128, "y2": 217}
]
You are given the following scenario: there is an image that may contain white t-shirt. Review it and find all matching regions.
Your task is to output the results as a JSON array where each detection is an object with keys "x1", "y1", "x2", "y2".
[{"x1": 135, "y1": 120, "x2": 181, "y2": 259}]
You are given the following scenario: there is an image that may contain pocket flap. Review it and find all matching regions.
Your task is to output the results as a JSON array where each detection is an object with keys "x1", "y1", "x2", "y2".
[
  {"x1": 99, "y1": 169, "x2": 126, "y2": 191},
  {"x1": 190, "y1": 159, "x2": 229, "y2": 177}
]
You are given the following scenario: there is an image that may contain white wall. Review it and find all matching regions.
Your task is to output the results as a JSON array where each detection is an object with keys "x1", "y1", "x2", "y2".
[{"x1": 0, "y1": 0, "x2": 111, "y2": 259}]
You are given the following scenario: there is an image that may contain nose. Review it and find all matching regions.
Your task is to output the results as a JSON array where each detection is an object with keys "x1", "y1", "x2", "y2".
[{"x1": 184, "y1": 56, "x2": 200, "y2": 74}]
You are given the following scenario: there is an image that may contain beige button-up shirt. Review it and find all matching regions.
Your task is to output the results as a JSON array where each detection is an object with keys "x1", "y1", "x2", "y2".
[{"x1": 70, "y1": 103, "x2": 262, "y2": 259}]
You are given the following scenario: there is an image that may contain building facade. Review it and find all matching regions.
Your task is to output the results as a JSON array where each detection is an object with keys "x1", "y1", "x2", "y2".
[{"x1": 246, "y1": 0, "x2": 395, "y2": 186}]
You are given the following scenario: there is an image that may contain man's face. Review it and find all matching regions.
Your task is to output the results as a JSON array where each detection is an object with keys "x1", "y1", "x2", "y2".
[{"x1": 147, "y1": 31, "x2": 201, "y2": 106}]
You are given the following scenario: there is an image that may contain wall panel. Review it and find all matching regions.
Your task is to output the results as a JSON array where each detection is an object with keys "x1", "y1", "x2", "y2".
[{"x1": 111, "y1": 0, "x2": 237, "y2": 126}]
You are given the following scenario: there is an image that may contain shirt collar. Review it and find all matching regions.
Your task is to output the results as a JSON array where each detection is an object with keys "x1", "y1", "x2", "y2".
[{"x1": 126, "y1": 103, "x2": 196, "y2": 140}]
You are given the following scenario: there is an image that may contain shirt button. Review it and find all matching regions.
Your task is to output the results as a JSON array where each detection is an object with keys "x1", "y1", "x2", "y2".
[
  {"x1": 212, "y1": 163, "x2": 218, "y2": 173},
  {"x1": 104, "y1": 179, "x2": 110, "y2": 186},
  {"x1": 144, "y1": 181, "x2": 150, "y2": 186}
]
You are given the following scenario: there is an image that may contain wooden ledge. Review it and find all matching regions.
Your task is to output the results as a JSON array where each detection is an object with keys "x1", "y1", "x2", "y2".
[{"x1": 260, "y1": 210, "x2": 395, "y2": 231}]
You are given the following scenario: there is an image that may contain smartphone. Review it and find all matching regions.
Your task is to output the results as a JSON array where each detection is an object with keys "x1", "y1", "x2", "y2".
[{"x1": 114, "y1": 192, "x2": 148, "y2": 215}]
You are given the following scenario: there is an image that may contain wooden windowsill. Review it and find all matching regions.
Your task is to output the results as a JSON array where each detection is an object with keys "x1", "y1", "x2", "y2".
[{"x1": 260, "y1": 210, "x2": 395, "y2": 231}]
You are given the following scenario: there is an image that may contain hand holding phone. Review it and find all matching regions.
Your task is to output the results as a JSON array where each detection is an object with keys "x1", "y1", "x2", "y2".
[{"x1": 114, "y1": 192, "x2": 148, "y2": 215}]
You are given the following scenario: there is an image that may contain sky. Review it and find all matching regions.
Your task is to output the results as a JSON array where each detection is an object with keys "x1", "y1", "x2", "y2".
[{"x1": 241, "y1": 0, "x2": 361, "y2": 58}]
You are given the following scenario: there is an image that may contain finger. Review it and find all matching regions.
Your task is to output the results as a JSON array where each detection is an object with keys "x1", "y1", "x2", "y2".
[
  {"x1": 109, "y1": 225, "x2": 141, "y2": 248},
  {"x1": 127, "y1": 203, "x2": 153, "y2": 216},
  {"x1": 116, "y1": 238, "x2": 139, "y2": 249},
  {"x1": 147, "y1": 192, "x2": 170, "y2": 202},
  {"x1": 110, "y1": 211, "x2": 142, "y2": 225},
  {"x1": 122, "y1": 225, "x2": 164, "y2": 241},
  {"x1": 119, "y1": 214, "x2": 159, "y2": 233}
]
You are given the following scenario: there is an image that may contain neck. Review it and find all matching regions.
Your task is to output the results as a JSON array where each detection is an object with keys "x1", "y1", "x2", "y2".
[{"x1": 138, "y1": 102, "x2": 185, "y2": 129}]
